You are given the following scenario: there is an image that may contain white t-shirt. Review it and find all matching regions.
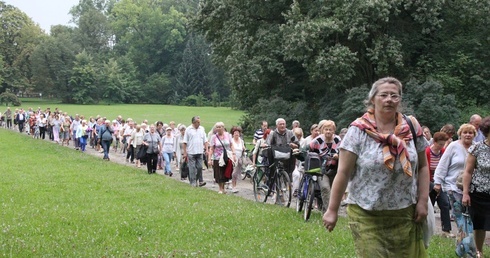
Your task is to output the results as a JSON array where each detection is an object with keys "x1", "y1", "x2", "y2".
[{"x1": 161, "y1": 136, "x2": 174, "y2": 153}]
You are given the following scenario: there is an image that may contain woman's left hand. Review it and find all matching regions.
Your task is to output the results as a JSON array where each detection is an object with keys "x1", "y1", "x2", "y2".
[{"x1": 414, "y1": 200, "x2": 428, "y2": 223}]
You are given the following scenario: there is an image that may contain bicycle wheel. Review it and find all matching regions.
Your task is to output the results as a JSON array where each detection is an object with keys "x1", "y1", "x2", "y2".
[
  {"x1": 304, "y1": 179, "x2": 315, "y2": 221},
  {"x1": 296, "y1": 175, "x2": 306, "y2": 212},
  {"x1": 275, "y1": 170, "x2": 292, "y2": 208}
]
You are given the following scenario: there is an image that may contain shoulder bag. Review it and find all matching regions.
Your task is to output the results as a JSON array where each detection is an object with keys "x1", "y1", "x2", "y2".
[{"x1": 216, "y1": 133, "x2": 229, "y2": 165}]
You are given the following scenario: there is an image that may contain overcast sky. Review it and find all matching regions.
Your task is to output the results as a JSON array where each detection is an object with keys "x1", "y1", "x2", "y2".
[{"x1": 3, "y1": 0, "x2": 80, "y2": 33}]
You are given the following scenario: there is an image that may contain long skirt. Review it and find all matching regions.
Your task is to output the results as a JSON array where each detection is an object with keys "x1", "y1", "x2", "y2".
[
  {"x1": 53, "y1": 127, "x2": 60, "y2": 142},
  {"x1": 347, "y1": 204, "x2": 427, "y2": 258},
  {"x1": 469, "y1": 191, "x2": 490, "y2": 230},
  {"x1": 213, "y1": 160, "x2": 227, "y2": 183}
]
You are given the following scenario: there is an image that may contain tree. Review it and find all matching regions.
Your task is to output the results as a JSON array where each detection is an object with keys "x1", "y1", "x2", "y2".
[
  {"x1": 0, "y1": 2, "x2": 43, "y2": 94},
  {"x1": 70, "y1": 0, "x2": 114, "y2": 56},
  {"x1": 174, "y1": 33, "x2": 228, "y2": 103},
  {"x1": 100, "y1": 57, "x2": 141, "y2": 104},
  {"x1": 69, "y1": 51, "x2": 100, "y2": 104},
  {"x1": 404, "y1": 79, "x2": 460, "y2": 132},
  {"x1": 31, "y1": 25, "x2": 79, "y2": 102},
  {"x1": 110, "y1": 0, "x2": 187, "y2": 76},
  {"x1": 194, "y1": 0, "x2": 490, "y2": 128}
]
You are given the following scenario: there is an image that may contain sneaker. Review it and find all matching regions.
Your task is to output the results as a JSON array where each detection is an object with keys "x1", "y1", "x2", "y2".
[
  {"x1": 169, "y1": 173, "x2": 173, "y2": 177},
  {"x1": 232, "y1": 188, "x2": 239, "y2": 193},
  {"x1": 199, "y1": 182, "x2": 207, "y2": 187}
]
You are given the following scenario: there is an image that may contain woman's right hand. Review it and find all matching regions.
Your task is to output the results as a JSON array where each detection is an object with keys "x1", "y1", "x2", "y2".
[
  {"x1": 433, "y1": 184, "x2": 441, "y2": 195},
  {"x1": 323, "y1": 209, "x2": 338, "y2": 232},
  {"x1": 462, "y1": 193, "x2": 471, "y2": 207}
]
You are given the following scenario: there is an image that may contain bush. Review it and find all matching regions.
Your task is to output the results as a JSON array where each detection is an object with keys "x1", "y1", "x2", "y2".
[{"x1": 0, "y1": 92, "x2": 22, "y2": 106}]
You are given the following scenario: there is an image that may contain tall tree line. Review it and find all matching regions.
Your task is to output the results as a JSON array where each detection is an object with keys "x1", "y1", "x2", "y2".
[
  {"x1": 194, "y1": 0, "x2": 490, "y2": 132},
  {"x1": 0, "y1": 0, "x2": 227, "y2": 105},
  {"x1": 1, "y1": 0, "x2": 489, "y2": 133}
]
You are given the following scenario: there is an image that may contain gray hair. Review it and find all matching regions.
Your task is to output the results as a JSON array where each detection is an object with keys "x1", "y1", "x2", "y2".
[
  {"x1": 365, "y1": 77, "x2": 403, "y2": 110},
  {"x1": 275, "y1": 118, "x2": 286, "y2": 125}
]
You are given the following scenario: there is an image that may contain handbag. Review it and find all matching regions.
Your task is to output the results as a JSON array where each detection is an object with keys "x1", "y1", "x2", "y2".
[
  {"x1": 224, "y1": 159, "x2": 233, "y2": 179},
  {"x1": 455, "y1": 207, "x2": 477, "y2": 257},
  {"x1": 137, "y1": 145, "x2": 148, "y2": 159},
  {"x1": 181, "y1": 159, "x2": 189, "y2": 178}
]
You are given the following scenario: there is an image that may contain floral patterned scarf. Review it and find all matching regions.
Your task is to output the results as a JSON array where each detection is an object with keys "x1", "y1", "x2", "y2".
[{"x1": 350, "y1": 109, "x2": 422, "y2": 177}]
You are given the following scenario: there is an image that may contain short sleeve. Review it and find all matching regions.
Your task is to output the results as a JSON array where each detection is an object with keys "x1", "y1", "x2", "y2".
[
  {"x1": 468, "y1": 142, "x2": 481, "y2": 157},
  {"x1": 416, "y1": 135, "x2": 429, "y2": 153},
  {"x1": 339, "y1": 126, "x2": 362, "y2": 156}
]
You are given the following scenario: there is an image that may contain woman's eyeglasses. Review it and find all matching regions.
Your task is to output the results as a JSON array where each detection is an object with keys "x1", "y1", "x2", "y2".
[{"x1": 377, "y1": 93, "x2": 401, "y2": 102}]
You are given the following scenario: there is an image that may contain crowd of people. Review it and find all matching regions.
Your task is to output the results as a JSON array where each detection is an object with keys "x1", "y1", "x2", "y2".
[{"x1": 2, "y1": 77, "x2": 489, "y2": 257}]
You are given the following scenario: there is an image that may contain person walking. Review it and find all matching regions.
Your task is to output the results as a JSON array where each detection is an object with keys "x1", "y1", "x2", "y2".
[
  {"x1": 128, "y1": 124, "x2": 145, "y2": 168},
  {"x1": 98, "y1": 120, "x2": 114, "y2": 161},
  {"x1": 433, "y1": 123, "x2": 476, "y2": 238},
  {"x1": 462, "y1": 116, "x2": 490, "y2": 258},
  {"x1": 182, "y1": 116, "x2": 208, "y2": 187},
  {"x1": 161, "y1": 127, "x2": 175, "y2": 176},
  {"x1": 230, "y1": 126, "x2": 245, "y2": 193},
  {"x1": 143, "y1": 124, "x2": 162, "y2": 174},
  {"x1": 4, "y1": 107, "x2": 12, "y2": 129},
  {"x1": 174, "y1": 124, "x2": 186, "y2": 173},
  {"x1": 76, "y1": 120, "x2": 89, "y2": 152},
  {"x1": 323, "y1": 77, "x2": 429, "y2": 257},
  {"x1": 426, "y1": 132, "x2": 454, "y2": 238},
  {"x1": 208, "y1": 122, "x2": 235, "y2": 193}
]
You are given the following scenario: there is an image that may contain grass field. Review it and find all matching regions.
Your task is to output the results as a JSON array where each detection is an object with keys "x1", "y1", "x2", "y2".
[
  {"x1": 0, "y1": 129, "x2": 466, "y2": 257},
  {"x1": 14, "y1": 98, "x2": 245, "y2": 133}
]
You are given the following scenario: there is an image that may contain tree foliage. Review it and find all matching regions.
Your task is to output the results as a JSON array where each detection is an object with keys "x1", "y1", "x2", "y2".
[
  {"x1": 69, "y1": 51, "x2": 99, "y2": 104},
  {"x1": 1, "y1": 0, "x2": 488, "y2": 133},
  {"x1": 195, "y1": 0, "x2": 490, "y2": 132},
  {"x1": 31, "y1": 26, "x2": 78, "y2": 102},
  {"x1": 0, "y1": 1, "x2": 43, "y2": 93}
]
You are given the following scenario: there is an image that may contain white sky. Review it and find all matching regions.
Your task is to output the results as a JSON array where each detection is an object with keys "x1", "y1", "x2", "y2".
[{"x1": 3, "y1": 0, "x2": 80, "y2": 33}]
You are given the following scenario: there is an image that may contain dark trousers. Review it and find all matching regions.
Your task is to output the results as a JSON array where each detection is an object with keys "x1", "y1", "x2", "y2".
[
  {"x1": 6, "y1": 119, "x2": 12, "y2": 128},
  {"x1": 126, "y1": 145, "x2": 134, "y2": 162},
  {"x1": 429, "y1": 181, "x2": 452, "y2": 232},
  {"x1": 18, "y1": 121, "x2": 25, "y2": 133},
  {"x1": 48, "y1": 126, "x2": 54, "y2": 140},
  {"x1": 101, "y1": 140, "x2": 111, "y2": 159},
  {"x1": 146, "y1": 153, "x2": 158, "y2": 173},
  {"x1": 39, "y1": 126, "x2": 46, "y2": 139}
]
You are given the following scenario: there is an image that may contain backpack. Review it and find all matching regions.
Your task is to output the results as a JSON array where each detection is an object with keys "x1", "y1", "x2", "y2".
[{"x1": 304, "y1": 152, "x2": 322, "y2": 172}]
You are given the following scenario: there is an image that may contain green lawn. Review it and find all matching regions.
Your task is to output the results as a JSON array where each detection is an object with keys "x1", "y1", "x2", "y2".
[
  {"x1": 14, "y1": 98, "x2": 244, "y2": 132},
  {"x1": 0, "y1": 129, "x2": 463, "y2": 257}
]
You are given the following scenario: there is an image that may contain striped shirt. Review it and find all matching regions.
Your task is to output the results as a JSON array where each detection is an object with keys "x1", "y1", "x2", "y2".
[
  {"x1": 425, "y1": 146, "x2": 444, "y2": 182},
  {"x1": 253, "y1": 129, "x2": 264, "y2": 140}
]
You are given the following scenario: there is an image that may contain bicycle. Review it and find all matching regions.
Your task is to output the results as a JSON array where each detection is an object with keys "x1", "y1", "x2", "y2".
[
  {"x1": 301, "y1": 167, "x2": 323, "y2": 221},
  {"x1": 252, "y1": 158, "x2": 292, "y2": 207}
]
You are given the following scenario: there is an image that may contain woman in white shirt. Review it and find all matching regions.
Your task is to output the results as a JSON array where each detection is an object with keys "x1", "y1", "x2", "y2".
[
  {"x1": 231, "y1": 126, "x2": 246, "y2": 193},
  {"x1": 161, "y1": 127, "x2": 175, "y2": 176}
]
